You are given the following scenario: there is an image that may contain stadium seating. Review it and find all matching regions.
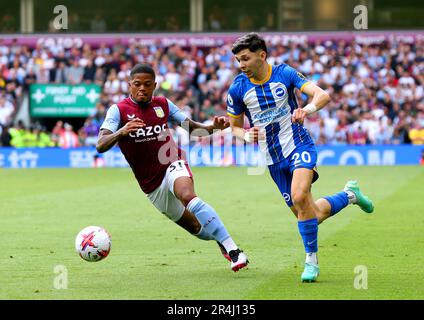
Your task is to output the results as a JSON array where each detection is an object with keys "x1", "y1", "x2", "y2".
[{"x1": 0, "y1": 38, "x2": 422, "y2": 147}]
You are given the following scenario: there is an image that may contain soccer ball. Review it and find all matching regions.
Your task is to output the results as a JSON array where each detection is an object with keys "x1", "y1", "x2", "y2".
[{"x1": 75, "y1": 226, "x2": 111, "y2": 262}]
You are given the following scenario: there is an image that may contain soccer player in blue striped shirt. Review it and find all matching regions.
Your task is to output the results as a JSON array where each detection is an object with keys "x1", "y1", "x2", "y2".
[{"x1": 227, "y1": 33, "x2": 374, "y2": 282}]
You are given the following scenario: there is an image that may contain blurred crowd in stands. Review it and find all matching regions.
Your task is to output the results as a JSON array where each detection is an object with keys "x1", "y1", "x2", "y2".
[{"x1": 0, "y1": 36, "x2": 423, "y2": 148}]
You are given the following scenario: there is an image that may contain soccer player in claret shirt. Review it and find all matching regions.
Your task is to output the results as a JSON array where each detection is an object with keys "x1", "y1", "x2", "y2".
[
  {"x1": 97, "y1": 64, "x2": 248, "y2": 272},
  {"x1": 227, "y1": 33, "x2": 374, "y2": 282}
]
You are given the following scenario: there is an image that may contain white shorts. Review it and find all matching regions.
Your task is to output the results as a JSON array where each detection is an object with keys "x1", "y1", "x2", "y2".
[{"x1": 146, "y1": 160, "x2": 193, "y2": 222}]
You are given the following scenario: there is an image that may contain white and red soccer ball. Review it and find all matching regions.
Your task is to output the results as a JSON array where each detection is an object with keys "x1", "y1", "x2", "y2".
[{"x1": 75, "y1": 226, "x2": 111, "y2": 262}]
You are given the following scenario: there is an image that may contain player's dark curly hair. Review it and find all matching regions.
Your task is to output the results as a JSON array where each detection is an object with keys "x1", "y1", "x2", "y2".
[
  {"x1": 231, "y1": 33, "x2": 268, "y2": 57},
  {"x1": 130, "y1": 63, "x2": 156, "y2": 79}
]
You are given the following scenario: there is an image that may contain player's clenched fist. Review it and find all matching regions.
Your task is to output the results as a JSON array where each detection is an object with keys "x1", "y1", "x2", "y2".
[
  {"x1": 291, "y1": 108, "x2": 308, "y2": 125},
  {"x1": 244, "y1": 127, "x2": 265, "y2": 144},
  {"x1": 119, "y1": 118, "x2": 146, "y2": 136}
]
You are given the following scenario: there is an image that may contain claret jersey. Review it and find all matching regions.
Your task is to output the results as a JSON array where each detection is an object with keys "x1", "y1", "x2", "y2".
[{"x1": 100, "y1": 96, "x2": 187, "y2": 194}]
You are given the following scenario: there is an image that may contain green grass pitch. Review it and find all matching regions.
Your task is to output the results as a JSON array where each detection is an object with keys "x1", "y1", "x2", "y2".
[{"x1": 1, "y1": 166, "x2": 423, "y2": 299}]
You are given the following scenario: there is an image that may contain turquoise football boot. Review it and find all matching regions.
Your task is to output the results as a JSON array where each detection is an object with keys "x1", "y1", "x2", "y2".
[
  {"x1": 344, "y1": 180, "x2": 374, "y2": 214},
  {"x1": 301, "y1": 263, "x2": 320, "y2": 283}
]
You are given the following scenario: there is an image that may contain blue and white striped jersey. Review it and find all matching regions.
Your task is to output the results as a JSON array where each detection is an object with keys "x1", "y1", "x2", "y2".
[{"x1": 227, "y1": 64, "x2": 313, "y2": 165}]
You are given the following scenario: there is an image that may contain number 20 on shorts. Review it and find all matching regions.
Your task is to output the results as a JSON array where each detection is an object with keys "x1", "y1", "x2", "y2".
[{"x1": 292, "y1": 151, "x2": 312, "y2": 166}]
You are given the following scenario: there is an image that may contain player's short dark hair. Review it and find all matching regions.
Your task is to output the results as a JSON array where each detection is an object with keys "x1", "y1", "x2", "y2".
[
  {"x1": 231, "y1": 33, "x2": 268, "y2": 57},
  {"x1": 130, "y1": 63, "x2": 156, "y2": 79}
]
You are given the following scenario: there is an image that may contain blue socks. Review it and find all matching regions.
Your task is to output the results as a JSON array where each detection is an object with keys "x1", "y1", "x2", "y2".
[
  {"x1": 296, "y1": 191, "x2": 349, "y2": 264},
  {"x1": 187, "y1": 197, "x2": 230, "y2": 244},
  {"x1": 298, "y1": 218, "x2": 318, "y2": 253},
  {"x1": 324, "y1": 191, "x2": 349, "y2": 216}
]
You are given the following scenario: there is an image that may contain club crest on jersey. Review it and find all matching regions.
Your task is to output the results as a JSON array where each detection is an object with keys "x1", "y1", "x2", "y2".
[
  {"x1": 153, "y1": 106, "x2": 165, "y2": 118},
  {"x1": 272, "y1": 84, "x2": 287, "y2": 99}
]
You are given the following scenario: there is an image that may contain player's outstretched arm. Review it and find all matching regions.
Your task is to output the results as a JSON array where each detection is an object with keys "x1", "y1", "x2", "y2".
[
  {"x1": 96, "y1": 118, "x2": 145, "y2": 153},
  {"x1": 185, "y1": 116, "x2": 230, "y2": 136},
  {"x1": 292, "y1": 82, "x2": 331, "y2": 125}
]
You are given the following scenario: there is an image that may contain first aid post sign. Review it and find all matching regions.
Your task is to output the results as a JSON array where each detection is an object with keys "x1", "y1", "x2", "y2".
[{"x1": 30, "y1": 84, "x2": 101, "y2": 117}]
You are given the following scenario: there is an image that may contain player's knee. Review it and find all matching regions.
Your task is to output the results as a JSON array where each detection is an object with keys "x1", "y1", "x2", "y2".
[
  {"x1": 179, "y1": 190, "x2": 197, "y2": 207},
  {"x1": 291, "y1": 190, "x2": 308, "y2": 207}
]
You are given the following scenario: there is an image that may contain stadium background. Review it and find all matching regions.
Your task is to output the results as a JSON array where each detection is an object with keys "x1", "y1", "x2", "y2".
[
  {"x1": 1, "y1": 0, "x2": 424, "y2": 300},
  {"x1": 0, "y1": 0, "x2": 423, "y2": 167}
]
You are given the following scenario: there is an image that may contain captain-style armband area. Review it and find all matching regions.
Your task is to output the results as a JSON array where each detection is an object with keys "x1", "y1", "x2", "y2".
[{"x1": 302, "y1": 103, "x2": 318, "y2": 115}]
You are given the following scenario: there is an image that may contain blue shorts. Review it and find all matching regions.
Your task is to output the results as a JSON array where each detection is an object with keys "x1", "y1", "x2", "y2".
[{"x1": 268, "y1": 143, "x2": 319, "y2": 207}]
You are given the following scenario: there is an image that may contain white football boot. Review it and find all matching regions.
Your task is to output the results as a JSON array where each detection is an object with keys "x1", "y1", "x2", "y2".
[{"x1": 228, "y1": 249, "x2": 249, "y2": 272}]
